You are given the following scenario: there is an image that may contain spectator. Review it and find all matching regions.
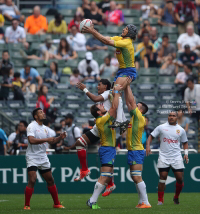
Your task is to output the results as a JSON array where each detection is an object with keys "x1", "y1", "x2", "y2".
[
  {"x1": 142, "y1": 117, "x2": 153, "y2": 149},
  {"x1": 158, "y1": 0, "x2": 176, "y2": 27},
  {"x1": 184, "y1": 78, "x2": 200, "y2": 122},
  {"x1": 5, "y1": 19, "x2": 28, "y2": 49},
  {"x1": 0, "y1": 9, "x2": 4, "y2": 27},
  {"x1": 116, "y1": 131, "x2": 126, "y2": 149},
  {"x1": 178, "y1": 44, "x2": 200, "y2": 67},
  {"x1": 60, "y1": 119, "x2": 66, "y2": 132},
  {"x1": 67, "y1": 25, "x2": 86, "y2": 51},
  {"x1": 50, "y1": 123, "x2": 63, "y2": 154},
  {"x1": 12, "y1": 72, "x2": 25, "y2": 102},
  {"x1": 36, "y1": 85, "x2": 54, "y2": 114},
  {"x1": 177, "y1": 25, "x2": 200, "y2": 54},
  {"x1": 20, "y1": 37, "x2": 57, "y2": 64},
  {"x1": 68, "y1": 12, "x2": 83, "y2": 32},
  {"x1": 47, "y1": 13, "x2": 67, "y2": 35},
  {"x1": 43, "y1": 61, "x2": 61, "y2": 86},
  {"x1": 20, "y1": 65, "x2": 43, "y2": 93},
  {"x1": 144, "y1": 45, "x2": 159, "y2": 68},
  {"x1": 9, "y1": 120, "x2": 28, "y2": 155},
  {"x1": 177, "y1": 109, "x2": 190, "y2": 132},
  {"x1": 100, "y1": 56, "x2": 117, "y2": 78},
  {"x1": 65, "y1": 113, "x2": 81, "y2": 147},
  {"x1": 175, "y1": 0, "x2": 198, "y2": 34},
  {"x1": 196, "y1": 0, "x2": 200, "y2": 35},
  {"x1": 0, "y1": 68, "x2": 13, "y2": 100},
  {"x1": 104, "y1": 1, "x2": 124, "y2": 26},
  {"x1": 86, "y1": 29, "x2": 107, "y2": 51},
  {"x1": 174, "y1": 63, "x2": 193, "y2": 85},
  {"x1": 82, "y1": 0, "x2": 91, "y2": 16},
  {"x1": 159, "y1": 54, "x2": 176, "y2": 75},
  {"x1": 98, "y1": 0, "x2": 110, "y2": 16},
  {"x1": 25, "y1": 6, "x2": 48, "y2": 35},
  {"x1": 150, "y1": 27, "x2": 158, "y2": 44},
  {"x1": 157, "y1": 34, "x2": 176, "y2": 63},
  {"x1": 0, "y1": 128, "x2": 7, "y2": 155},
  {"x1": 7, "y1": 124, "x2": 18, "y2": 150},
  {"x1": 54, "y1": 38, "x2": 77, "y2": 60},
  {"x1": 84, "y1": 1, "x2": 103, "y2": 25},
  {"x1": 141, "y1": 0, "x2": 158, "y2": 20},
  {"x1": 138, "y1": 19, "x2": 152, "y2": 41},
  {"x1": 110, "y1": 51, "x2": 119, "y2": 69},
  {"x1": 0, "y1": 25, "x2": 4, "y2": 44},
  {"x1": 0, "y1": 0, "x2": 24, "y2": 22},
  {"x1": 43, "y1": 118, "x2": 56, "y2": 137},
  {"x1": 0, "y1": 50, "x2": 13, "y2": 76},
  {"x1": 136, "y1": 34, "x2": 154, "y2": 61},
  {"x1": 70, "y1": 68, "x2": 82, "y2": 86},
  {"x1": 82, "y1": 65, "x2": 100, "y2": 85},
  {"x1": 78, "y1": 51, "x2": 99, "y2": 77}
]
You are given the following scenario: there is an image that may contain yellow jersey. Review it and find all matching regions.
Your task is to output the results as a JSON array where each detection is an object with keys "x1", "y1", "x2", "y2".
[
  {"x1": 96, "y1": 112, "x2": 116, "y2": 147},
  {"x1": 126, "y1": 107, "x2": 146, "y2": 151},
  {"x1": 110, "y1": 36, "x2": 135, "y2": 69}
]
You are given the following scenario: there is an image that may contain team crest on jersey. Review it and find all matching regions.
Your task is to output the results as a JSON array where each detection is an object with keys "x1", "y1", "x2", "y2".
[
  {"x1": 44, "y1": 129, "x2": 47, "y2": 134},
  {"x1": 116, "y1": 50, "x2": 121, "y2": 55},
  {"x1": 128, "y1": 124, "x2": 132, "y2": 128},
  {"x1": 176, "y1": 129, "x2": 180, "y2": 135}
]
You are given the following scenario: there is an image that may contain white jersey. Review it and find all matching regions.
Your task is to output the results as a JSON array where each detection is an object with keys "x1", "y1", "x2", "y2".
[
  {"x1": 99, "y1": 90, "x2": 112, "y2": 111},
  {"x1": 26, "y1": 121, "x2": 51, "y2": 158},
  {"x1": 151, "y1": 122, "x2": 188, "y2": 161}
]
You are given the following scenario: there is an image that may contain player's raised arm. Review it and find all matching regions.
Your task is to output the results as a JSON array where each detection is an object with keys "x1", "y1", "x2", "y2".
[
  {"x1": 124, "y1": 78, "x2": 136, "y2": 112},
  {"x1": 82, "y1": 26, "x2": 115, "y2": 46}
]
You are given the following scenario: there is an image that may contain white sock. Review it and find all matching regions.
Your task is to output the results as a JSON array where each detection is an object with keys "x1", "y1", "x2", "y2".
[
  {"x1": 90, "y1": 182, "x2": 105, "y2": 203},
  {"x1": 116, "y1": 97, "x2": 123, "y2": 123},
  {"x1": 135, "y1": 183, "x2": 142, "y2": 204},
  {"x1": 137, "y1": 181, "x2": 149, "y2": 205}
]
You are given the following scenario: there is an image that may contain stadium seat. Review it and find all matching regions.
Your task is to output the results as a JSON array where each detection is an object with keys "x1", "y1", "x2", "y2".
[
  {"x1": 37, "y1": 67, "x2": 47, "y2": 76},
  {"x1": 148, "y1": 17, "x2": 159, "y2": 25},
  {"x1": 2, "y1": 109, "x2": 17, "y2": 117},
  {"x1": 18, "y1": 109, "x2": 32, "y2": 117},
  {"x1": 78, "y1": 110, "x2": 91, "y2": 118},
  {"x1": 162, "y1": 26, "x2": 178, "y2": 34},
  {"x1": 26, "y1": 34, "x2": 39, "y2": 43},
  {"x1": 65, "y1": 101, "x2": 82, "y2": 109},
  {"x1": 8, "y1": 43, "x2": 23, "y2": 50},
  {"x1": 65, "y1": 93, "x2": 82, "y2": 101},
  {"x1": 0, "y1": 44, "x2": 7, "y2": 51},
  {"x1": 47, "y1": 92, "x2": 61, "y2": 100},
  {"x1": 138, "y1": 76, "x2": 157, "y2": 84},
  {"x1": 60, "y1": 76, "x2": 69, "y2": 84},
  {"x1": 59, "y1": 9, "x2": 75, "y2": 17},
  {"x1": 26, "y1": 100, "x2": 37, "y2": 108},
  {"x1": 139, "y1": 92, "x2": 157, "y2": 103},
  {"x1": 168, "y1": 34, "x2": 178, "y2": 43},
  {"x1": 158, "y1": 76, "x2": 175, "y2": 84},
  {"x1": 122, "y1": 9, "x2": 141, "y2": 17},
  {"x1": 157, "y1": 84, "x2": 176, "y2": 92},
  {"x1": 20, "y1": 8, "x2": 33, "y2": 16},
  {"x1": 106, "y1": 26, "x2": 124, "y2": 35},
  {"x1": 124, "y1": 17, "x2": 140, "y2": 25},
  {"x1": 12, "y1": 59, "x2": 26, "y2": 68},
  {"x1": 30, "y1": 42, "x2": 41, "y2": 51},
  {"x1": 64, "y1": 17, "x2": 73, "y2": 24},
  {"x1": 77, "y1": 51, "x2": 87, "y2": 59},
  {"x1": 65, "y1": 59, "x2": 79, "y2": 69},
  {"x1": 7, "y1": 100, "x2": 24, "y2": 109},
  {"x1": 10, "y1": 51, "x2": 24, "y2": 59},
  {"x1": 75, "y1": 117, "x2": 90, "y2": 126},
  {"x1": 0, "y1": 101, "x2": 7, "y2": 109},
  {"x1": 94, "y1": 25, "x2": 106, "y2": 33},
  {"x1": 137, "y1": 83, "x2": 157, "y2": 93},
  {"x1": 55, "y1": 84, "x2": 71, "y2": 91},
  {"x1": 58, "y1": 108, "x2": 75, "y2": 117},
  {"x1": 27, "y1": 60, "x2": 44, "y2": 68},
  {"x1": 50, "y1": 102, "x2": 62, "y2": 109},
  {"x1": 139, "y1": 68, "x2": 158, "y2": 76}
]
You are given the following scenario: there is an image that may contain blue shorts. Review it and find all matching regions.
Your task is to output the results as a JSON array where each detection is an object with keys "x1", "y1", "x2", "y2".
[
  {"x1": 114, "y1": 67, "x2": 137, "y2": 82},
  {"x1": 99, "y1": 146, "x2": 116, "y2": 166},
  {"x1": 127, "y1": 150, "x2": 145, "y2": 165},
  {"x1": 11, "y1": 15, "x2": 21, "y2": 20}
]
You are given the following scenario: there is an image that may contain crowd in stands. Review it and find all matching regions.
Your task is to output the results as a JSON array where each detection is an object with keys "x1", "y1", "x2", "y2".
[{"x1": 0, "y1": 0, "x2": 199, "y2": 155}]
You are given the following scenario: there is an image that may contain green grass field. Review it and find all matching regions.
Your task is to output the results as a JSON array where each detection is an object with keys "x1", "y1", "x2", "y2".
[{"x1": 0, "y1": 193, "x2": 199, "y2": 214}]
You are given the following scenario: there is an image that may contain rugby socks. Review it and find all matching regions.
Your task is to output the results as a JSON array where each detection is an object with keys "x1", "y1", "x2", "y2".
[
  {"x1": 174, "y1": 182, "x2": 184, "y2": 199},
  {"x1": 48, "y1": 184, "x2": 60, "y2": 205},
  {"x1": 116, "y1": 97, "x2": 123, "y2": 123},
  {"x1": 158, "y1": 191, "x2": 164, "y2": 202},
  {"x1": 137, "y1": 181, "x2": 149, "y2": 205},
  {"x1": 135, "y1": 183, "x2": 142, "y2": 204},
  {"x1": 25, "y1": 186, "x2": 34, "y2": 206},
  {"x1": 77, "y1": 148, "x2": 88, "y2": 171},
  {"x1": 90, "y1": 182, "x2": 105, "y2": 203}
]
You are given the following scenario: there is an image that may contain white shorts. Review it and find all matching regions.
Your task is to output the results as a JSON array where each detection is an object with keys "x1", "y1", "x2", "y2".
[
  {"x1": 26, "y1": 156, "x2": 51, "y2": 171},
  {"x1": 157, "y1": 158, "x2": 185, "y2": 170},
  {"x1": 90, "y1": 125, "x2": 99, "y2": 137}
]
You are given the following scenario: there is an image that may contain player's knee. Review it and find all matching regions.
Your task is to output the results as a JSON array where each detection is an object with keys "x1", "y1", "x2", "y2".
[
  {"x1": 100, "y1": 172, "x2": 112, "y2": 184},
  {"x1": 130, "y1": 170, "x2": 142, "y2": 183},
  {"x1": 77, "y1": 136, "x2": 87, "y2": 148},
  {"x1": 46, "y1": 176, "x2": 54, "y2": 186},
  {"x1": 176, "y1": 177, "x2": 183, "y2": 184},
  {"x1": 29, "y1": 175, "x2": 37, "y2": 186}
]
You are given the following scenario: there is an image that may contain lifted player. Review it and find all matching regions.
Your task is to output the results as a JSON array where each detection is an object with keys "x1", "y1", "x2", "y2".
[
  {"x1": 24, "y1": 108, "x2": 66, "y2": 210},
  {"x1": 82, "y1": 24, "x2": 138, "y2": 128},
  {"x1": 87, "y1": 84, "x2": 121, "y2": 209},
  {"x1": 146, "y1": 111, "x2": 189, "y2": 205},
  {"x1": 125, "y1": 78, "x2": 151, "y2": 209}
]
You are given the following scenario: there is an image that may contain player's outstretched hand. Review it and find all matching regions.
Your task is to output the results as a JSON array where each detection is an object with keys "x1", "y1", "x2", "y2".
[
  {"x1": 82, "y1": 25, "x2": 94, "y2": 34},
  {"x1": 184, "y1": 155, "x2": 189, "y2": 164},
  {"x1": 146, "y1": 145, "x2": 152, "y2": 156},
  {"x1": 60, "y1": 131, "x2": 67, "y2": 139},
  {"x1": 76, "y1": 82, "x2": 86, "y2": 91}
]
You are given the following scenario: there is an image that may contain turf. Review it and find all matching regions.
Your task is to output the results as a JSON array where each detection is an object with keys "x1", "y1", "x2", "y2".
[{"x1": 0, "y1": 193, "x2": 199, "y2": 214}]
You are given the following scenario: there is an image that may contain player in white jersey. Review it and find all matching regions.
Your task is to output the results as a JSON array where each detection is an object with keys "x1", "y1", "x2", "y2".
[
  {"x1": 24, "y1": 108, "x2": 66, "y2": 210},
  {"x1": 146, "y1": 111, "x2": 189, "y2": 205}
]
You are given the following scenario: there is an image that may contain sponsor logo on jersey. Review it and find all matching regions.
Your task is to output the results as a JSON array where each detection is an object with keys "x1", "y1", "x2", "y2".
[
  {"x1": 44, "y1": 129, "x2": 47, "y2": 134},
  {"x1": 163, "y1": 137, "x2": 178, "y2": 144},
  {"x1": 163, "y1": 129, "x2": 168, "y2": 131},
  {"x1": 176, "y1": 129, "x2": 180, "y2": 135},
  {"x1": 116, "y1": 50, "x2": 121, "y2": 55},
  {"x1": 128, "y1": 124, "x2": 132, "y2": 128}
]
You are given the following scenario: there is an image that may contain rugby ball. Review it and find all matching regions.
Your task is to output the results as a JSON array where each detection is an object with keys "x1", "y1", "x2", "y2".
[{"x1": 79, "y1": 19, "x2": 92, "y2": 33}]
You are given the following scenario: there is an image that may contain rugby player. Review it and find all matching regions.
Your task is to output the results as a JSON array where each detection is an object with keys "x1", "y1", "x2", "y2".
[
  {"x1": 87, "y1": 84, "x2": 122, "y2": 209},
  {"x1": 125, "y1": 77, "x2": 151, "y2": 209},
  {"x1": 24, "y1": 108, "x2": 66, "y2": 210},
  {"x1": 82, "y1": 24, "x2": 138, "y2": 129},
  {"x1": 146, "y1": 111, "x2": 189, "y2": 205}
]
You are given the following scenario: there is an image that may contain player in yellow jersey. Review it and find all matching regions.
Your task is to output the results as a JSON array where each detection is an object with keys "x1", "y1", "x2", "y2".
[
  {"x1": 82, "y1": 24, "x2": 138, "y2": 131},
  {"x1": 86, "y1": 84, "x2": 122, "y2": 209},
  {"x1": 124, "y1": 77, "x2": 151, "y2": 209}
]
